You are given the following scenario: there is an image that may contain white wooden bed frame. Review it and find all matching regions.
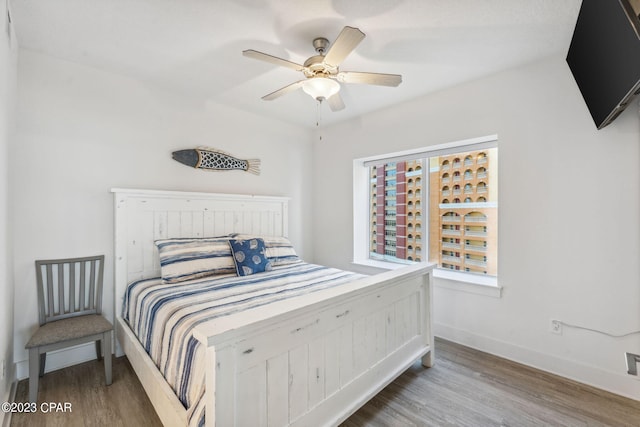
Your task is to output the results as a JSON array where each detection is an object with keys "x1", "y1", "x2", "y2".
[{"x1": 112, "y1": 188, "x2": 434, "y2": 427}]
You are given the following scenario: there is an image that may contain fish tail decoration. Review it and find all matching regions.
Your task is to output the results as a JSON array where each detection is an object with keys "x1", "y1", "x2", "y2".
[{"x1": 245, "y1": 159, "x2": 261, "y2": 175}]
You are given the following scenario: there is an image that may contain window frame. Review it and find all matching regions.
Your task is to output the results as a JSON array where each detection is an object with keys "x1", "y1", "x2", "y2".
[{"x1": 352, "y1": 134, "x2": 500, "y2": 294}]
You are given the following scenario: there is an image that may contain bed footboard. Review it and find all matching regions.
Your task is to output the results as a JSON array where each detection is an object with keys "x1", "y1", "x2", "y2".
[
  {"x1": 112, "y1": 189, "x2": 434, "y2": 426},
  {"x1": 194, "y1": 263, "x2": 434, "y2": 426}
]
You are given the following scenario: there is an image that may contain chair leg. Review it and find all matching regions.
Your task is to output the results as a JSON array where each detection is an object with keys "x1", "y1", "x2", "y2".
[
  {"x1": 39, "y1": 353, "x2": 46, "y2": 377},
  {"x1": 103, "y1": 331, "x2": 112, "y2": 385},
  {"x1": 28, "y1": 348, "x2": 40, "y2": 403},
  {"x1": 95, "y1": 339, "x2": 102, "y2": 361}
]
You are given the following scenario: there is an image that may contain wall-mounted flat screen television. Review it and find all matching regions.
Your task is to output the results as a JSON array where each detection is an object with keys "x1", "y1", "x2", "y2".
[{"x1": 566, "y1": 0, "x2": 640, "y2": 129}]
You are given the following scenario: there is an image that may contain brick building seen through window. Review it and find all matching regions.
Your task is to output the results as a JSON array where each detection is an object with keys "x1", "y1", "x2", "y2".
[{"x1": 369, "y1": 148, "x2": 497, "y2": 276}]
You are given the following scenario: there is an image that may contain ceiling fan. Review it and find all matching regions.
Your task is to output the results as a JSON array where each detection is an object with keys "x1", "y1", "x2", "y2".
[{"x1": 242, "y1": 26, "x2": 402, "y2": 111}]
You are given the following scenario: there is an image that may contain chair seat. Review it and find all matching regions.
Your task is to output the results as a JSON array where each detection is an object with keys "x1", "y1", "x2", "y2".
[{"x1": 26, "y1": 315, "x2": 113, "y2": 349}]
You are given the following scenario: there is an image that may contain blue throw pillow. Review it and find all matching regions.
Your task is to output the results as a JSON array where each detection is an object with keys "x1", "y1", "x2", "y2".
[
  {"x1": 229, "y1": 234, "x2": 301, "y2": 266},
  {"x1": 229, "y1": 238, "x2": 272, "y2": 276}
]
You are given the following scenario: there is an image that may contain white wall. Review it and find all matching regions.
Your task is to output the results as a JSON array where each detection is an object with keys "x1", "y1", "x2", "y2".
[
  {"x1": 12, "y1": 50, "x2": 313, "y2": 378},
  {"x1": 0, "y1": 0, "x2": 17, "y2": 422},
  {"x1": 313, "y1": 55, "x2": 640, "y2": 399},
  {"x1": 11, "y1": 44, "x2": 640, "y2": 402}
]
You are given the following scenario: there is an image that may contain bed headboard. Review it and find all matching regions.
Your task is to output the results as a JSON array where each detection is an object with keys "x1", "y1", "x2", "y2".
[{"x1": 111, "y1": 188, "x2": 290, "y2": 319}]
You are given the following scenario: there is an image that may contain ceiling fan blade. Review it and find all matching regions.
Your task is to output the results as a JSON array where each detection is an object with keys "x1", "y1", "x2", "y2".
[
  {"x1": 242, "y1": 49, "x2": 305, "y2": 72},
  {"x1": 336, "y1": 71, "x2": 402, "y2": 87},
  {"x1": 327, "y1": 92, "x2": 346, "y2": 111},
  {"x1": 262, "y1": 80, "x2": 306, "y2": 101},
  {"x1": 323, "y1": 26, "x2": 365, "y2": 67}
]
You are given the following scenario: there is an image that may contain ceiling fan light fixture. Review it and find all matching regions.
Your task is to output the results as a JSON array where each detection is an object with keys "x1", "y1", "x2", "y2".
[
  {"x1": 302, "y1": 77, "x2": 340, "y2": 101},
  {"x1": 244, "y1": 26, "x2": 401, "y2": 112}
]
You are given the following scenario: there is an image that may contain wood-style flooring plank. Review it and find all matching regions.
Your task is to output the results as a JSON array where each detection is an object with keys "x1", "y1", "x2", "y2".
[
  {"x1": 11, "y1": 356, "x2": 161, "y2": 427},
  {"x1": 342, "y1": 338, "x2": 640, "y2": 427},
  {"x1": 10, "y1": 338, "x2": 640, "y2": 427}
]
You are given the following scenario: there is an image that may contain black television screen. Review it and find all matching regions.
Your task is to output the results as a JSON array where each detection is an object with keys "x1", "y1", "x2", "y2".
[{"x1": 566, "y1": 0, "x2": 640, "y2": 129}]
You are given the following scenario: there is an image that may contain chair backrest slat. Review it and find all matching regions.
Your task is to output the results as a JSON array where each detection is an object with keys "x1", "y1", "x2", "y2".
[
  {"x1": 46, "y1": 264, "x2": 54, "y2": 321},
  {"x1": 57, "y1": 262, "x2": 64, "y2": 317},
  {"x1": 88, "y1": 260, "x2": 96, "y2": 311},
  {"x1": 35, "y1": 255, "x2": 105, "y2": 325},
  {"x1": 69, "y1": 262, "x2": 76, "y2": 314},
  {"x1": 79, "y1": 261, "x2": 86, "y2": 312}
]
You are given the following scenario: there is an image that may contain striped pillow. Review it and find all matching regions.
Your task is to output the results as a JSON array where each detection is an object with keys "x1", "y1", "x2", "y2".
[
  {"x1": 230, "y1": 234, "x2": 300, "y2": 266},
  {"x1": 155, "y1": 237, "x2": 236, "y2": 283}
]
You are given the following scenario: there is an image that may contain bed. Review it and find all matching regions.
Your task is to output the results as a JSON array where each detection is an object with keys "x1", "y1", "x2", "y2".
[{"x1": 112, "y1": 188, "x2": 434, "y2": 427}]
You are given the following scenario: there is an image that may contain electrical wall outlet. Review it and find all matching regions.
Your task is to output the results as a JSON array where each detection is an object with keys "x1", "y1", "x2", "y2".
[
  {"x1": 626, "y1": 353, "x2": 640, "y2": 375},
  {"x1": 550, "y1": 319, "x2": 562, "y2": 334}
]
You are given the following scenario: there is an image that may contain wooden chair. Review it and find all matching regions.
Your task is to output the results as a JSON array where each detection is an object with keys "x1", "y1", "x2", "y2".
[{"x1": 25, "y1": 255, "x2": 113, "y2": 403}]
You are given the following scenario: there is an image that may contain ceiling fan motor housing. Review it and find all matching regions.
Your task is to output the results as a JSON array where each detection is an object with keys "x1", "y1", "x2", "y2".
[
  {"x1": 303, "y1": 55, "x2": 336, "y2": 76},
  {"x1": 304, "y1": 38, "x2": 338, "y2": 76}
]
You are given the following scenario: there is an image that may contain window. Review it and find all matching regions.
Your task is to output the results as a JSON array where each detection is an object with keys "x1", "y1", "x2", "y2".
[{"x1": 354, "y1": 135, "x2": 498, "y2": 279}]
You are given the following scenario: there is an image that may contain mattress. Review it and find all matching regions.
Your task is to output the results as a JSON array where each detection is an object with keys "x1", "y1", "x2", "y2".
[{"x1": 122, "y1": 261, "x2": 365, "y2": 427}]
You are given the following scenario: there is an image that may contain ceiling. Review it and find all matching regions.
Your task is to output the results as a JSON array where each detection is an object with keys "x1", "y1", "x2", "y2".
[{"x1": 10, "y1": 0, "x2": 582, "y2": 128}]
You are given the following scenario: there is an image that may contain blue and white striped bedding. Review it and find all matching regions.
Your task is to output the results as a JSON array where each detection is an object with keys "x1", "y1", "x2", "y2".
[{"x1": 123, "y1": 261, "x2": 364, "y2": 427}]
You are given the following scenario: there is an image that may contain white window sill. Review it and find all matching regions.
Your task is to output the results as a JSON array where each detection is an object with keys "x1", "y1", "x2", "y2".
[
  {"x1": 433, "y1": 269, "x2": 502, "y2": 298},
  {"x1": 352, "y1": 259, "x2": 502, "y2": 298},
  {"x1": 352, "y1": 258, "x2": 411, "y2": 271}
]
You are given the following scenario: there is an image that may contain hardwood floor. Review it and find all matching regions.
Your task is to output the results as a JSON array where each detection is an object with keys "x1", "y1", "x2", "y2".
[
  {"x1": 11, "y1": 356, "x2": 161, "y2": 427},
  {"x1": 11, "y1": 338, "x2": 640, "y2": 426},
  {"x1": 343, "y1": 339, "x2": 640, "y2": 427}
]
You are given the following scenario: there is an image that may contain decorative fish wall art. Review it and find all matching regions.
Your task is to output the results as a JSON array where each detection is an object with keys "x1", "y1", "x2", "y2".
[{"x1": 172, "y1": 147, "x2": 260, "y2": 175}]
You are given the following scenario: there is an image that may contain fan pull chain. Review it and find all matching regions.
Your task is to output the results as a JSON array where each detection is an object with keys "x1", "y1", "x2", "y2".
[{"x1": 316, "y1": 99, "x2": 323, "y2": 141}]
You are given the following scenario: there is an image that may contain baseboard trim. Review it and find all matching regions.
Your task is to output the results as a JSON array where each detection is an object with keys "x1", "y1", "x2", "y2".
[
  {"x1": 435, "y1": 322, "x2": 640, "y2": 401},
  {"x1": 15, "y1": 342, "x2": 99, "y2": 381},
  {"x1": 1, "y1": 380, "x2": 17, "y2": 427}
]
